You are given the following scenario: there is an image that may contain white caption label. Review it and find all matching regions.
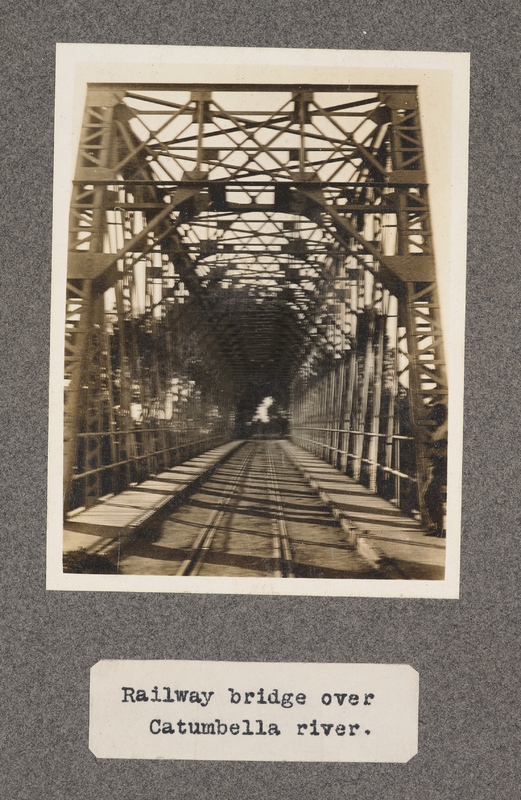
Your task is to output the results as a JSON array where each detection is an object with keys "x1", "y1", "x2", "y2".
[{"x1": 90, "y1": 660, "x2": 418, "y2": 762}]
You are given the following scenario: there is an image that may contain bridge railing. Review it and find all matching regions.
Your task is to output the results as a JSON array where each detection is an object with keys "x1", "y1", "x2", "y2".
[{"x1": 68, "y1": 422, "x2": 234, "y2": 513}]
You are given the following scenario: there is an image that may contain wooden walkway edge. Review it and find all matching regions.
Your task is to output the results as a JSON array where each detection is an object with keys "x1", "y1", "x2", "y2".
[
  {"x1": 63, "y1": 440, "x2": 245, "y2": 557},
  {"x1": 281, "y1": 440, "x2": 446, "y2": 580}
]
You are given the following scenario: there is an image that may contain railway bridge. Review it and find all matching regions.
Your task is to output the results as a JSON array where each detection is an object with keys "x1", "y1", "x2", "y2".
[{"x1": 62, "y1": 83, "x2": 447, "y2": 580}]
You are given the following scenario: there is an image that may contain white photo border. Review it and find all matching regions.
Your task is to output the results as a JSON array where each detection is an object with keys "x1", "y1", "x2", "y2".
[{"x1": 47, "y1": 44, "x2": 469, "y2": 598}]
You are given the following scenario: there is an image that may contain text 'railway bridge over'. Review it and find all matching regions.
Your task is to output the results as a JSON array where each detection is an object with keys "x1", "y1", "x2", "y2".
[{"x1": 62, "y1": 83, "x2": 448, "y2": 579}]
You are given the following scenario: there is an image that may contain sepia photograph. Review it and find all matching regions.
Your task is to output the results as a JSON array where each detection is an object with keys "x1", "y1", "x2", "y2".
[{"x1": 47, "y1": 45, "x2": 469, "y2": 596}]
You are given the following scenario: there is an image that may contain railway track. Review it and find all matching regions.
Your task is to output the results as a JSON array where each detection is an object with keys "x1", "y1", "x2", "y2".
[
  {"x1": 118, "y1": 440, "x2": 376, "y2": 579},
  {"x1": 176, "y1": 441, "x2": 258, "y2": 576},
  {"x1": 265, "y1": 441, "x2": 294, "y2": 578},
  {"x1": 177, "y1": 440, "x2": 296, "y2": 577}
]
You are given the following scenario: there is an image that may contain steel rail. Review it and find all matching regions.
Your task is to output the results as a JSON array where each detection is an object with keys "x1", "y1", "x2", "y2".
[
  {"x1": 265, "y1": 442, "x2": 295, "y2": 578},
  {"x1": 176, "y1": 442, "x2": 256, "y2": 576}
]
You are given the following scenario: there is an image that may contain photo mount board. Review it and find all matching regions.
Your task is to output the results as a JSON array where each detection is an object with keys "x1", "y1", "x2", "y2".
[{"x1": 47, "y1": 44, "x2": 469, "y2": 598}]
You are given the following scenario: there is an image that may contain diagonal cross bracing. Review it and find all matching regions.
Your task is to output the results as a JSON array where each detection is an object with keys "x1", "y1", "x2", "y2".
[{"x1": 63, "y1": 83, "x2": 447, "y2": 530}]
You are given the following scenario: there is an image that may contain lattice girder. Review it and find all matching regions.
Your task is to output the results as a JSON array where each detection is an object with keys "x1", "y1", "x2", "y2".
[{"x1": 63, "y1": 84, "x2": 448, "y2": 528}]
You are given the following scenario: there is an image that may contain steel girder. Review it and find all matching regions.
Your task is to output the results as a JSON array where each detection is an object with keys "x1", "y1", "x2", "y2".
[{"x1": 63, "y1": 84, "x2": 447, "y2": 528}]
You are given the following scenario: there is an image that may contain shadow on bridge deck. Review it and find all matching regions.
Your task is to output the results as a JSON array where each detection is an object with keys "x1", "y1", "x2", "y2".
[
  {"x1": 63, "y1": 441, "x2": 244, "y2": 555},
  {"x1": 63, "y1": 439, "x2": 444, "y2": 580},
  {"x1": 280, "y1": 441, "x2": 445, "y2": 581}
]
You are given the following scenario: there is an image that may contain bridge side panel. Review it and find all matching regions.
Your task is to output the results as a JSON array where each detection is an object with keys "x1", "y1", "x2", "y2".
[
  {"x1": 63, "y1": 89, "x2": 236, "y2": 513},
  {"x1": 290, "y1": 89, "x2": 447, "y2": 533}
]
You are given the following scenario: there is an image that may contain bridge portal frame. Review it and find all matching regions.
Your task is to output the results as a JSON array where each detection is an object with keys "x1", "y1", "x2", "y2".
[{"x1": 63, "y1": 83, "x2": 448, "y2": 529}]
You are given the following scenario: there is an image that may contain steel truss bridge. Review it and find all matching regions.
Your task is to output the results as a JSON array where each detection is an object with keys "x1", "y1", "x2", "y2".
[{"x1": 64, "y1": 83, "x2": 447, "y2": 534}]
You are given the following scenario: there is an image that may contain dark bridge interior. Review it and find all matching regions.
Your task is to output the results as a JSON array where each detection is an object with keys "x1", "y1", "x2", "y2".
[{"x1": 64, "y1": 84, "x2": 447, "y2": 530}]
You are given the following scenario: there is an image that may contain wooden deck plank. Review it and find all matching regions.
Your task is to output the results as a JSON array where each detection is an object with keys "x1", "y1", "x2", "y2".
[
  {"x1": 281, "y1": 440, "x2": 445, "y2": 578},
  {"x1": 63, "y1": 440, "x2": 244, "y2": 554}
]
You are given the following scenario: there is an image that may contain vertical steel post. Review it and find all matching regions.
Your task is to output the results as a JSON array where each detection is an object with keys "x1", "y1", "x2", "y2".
[{"x1": 64, "y1": 89, "x2": 123, "y2": 510}]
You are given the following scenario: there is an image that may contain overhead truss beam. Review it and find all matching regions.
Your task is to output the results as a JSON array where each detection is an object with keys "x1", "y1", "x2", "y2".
[{"x1": 63, "y1": 83, "x2": 448, "y2": 531}]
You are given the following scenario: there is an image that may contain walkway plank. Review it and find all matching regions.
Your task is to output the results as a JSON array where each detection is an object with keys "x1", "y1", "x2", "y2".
[
  {"x1": 63, "y1": 441, "x2": 244, "y2": 555},
  {"x1": 281, "y1": 440, "x2": 445, "y2": 580}
]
